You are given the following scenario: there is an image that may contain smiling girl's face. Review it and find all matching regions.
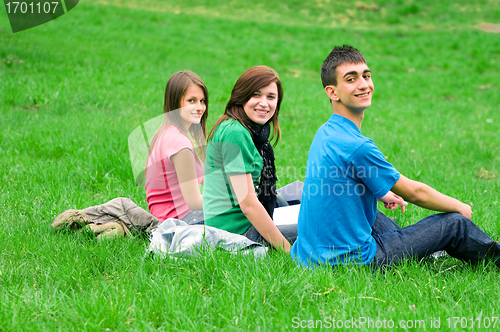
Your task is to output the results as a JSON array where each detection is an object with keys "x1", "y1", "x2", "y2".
[
  {"x1": 178, "y1": 84, "x2": 207, "y2": 130},
  {"x1": 243, "y1": 82, "x2": 278, "y2": 125}
]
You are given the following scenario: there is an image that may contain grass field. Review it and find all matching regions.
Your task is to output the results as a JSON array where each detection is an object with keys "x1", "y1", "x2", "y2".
[{"x1": 1, "y1": 0, "x2": 500, "y2": 331}]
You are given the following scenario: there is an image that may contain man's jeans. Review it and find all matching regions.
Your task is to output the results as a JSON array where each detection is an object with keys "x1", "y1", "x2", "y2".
[{"x1": 371, "y1": 211, "x2": 500, "y2": 268}]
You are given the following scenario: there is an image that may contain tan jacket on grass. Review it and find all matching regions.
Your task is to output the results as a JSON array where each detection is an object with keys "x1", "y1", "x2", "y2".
[{"x1": 51, "y1": 197, "x2": 161, "y2": 240}]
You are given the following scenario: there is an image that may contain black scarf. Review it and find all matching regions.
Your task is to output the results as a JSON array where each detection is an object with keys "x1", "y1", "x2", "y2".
[{"x1": 247, "y1": 122, "x2": 277, "y2": 218}]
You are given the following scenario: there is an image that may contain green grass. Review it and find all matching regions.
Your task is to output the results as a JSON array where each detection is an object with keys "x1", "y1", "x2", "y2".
[{"x1": 1, "y1": 0, "x2": 500, "y2": 331}]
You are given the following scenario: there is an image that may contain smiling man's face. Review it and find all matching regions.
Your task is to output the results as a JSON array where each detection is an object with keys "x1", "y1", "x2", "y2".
[{"x1": 331, "y1": 62, "x2": 374, "y2": 113}]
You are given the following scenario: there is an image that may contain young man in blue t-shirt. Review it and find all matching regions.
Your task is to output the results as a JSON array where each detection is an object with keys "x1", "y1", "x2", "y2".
[{"x1": 291, "y1": 45, "x2": 500, "y2": 268}]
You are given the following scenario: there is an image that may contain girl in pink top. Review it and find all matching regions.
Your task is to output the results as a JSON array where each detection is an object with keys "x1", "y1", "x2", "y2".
[{"x1": 145, "y1": 71, "x2": 208, "y2": 224}]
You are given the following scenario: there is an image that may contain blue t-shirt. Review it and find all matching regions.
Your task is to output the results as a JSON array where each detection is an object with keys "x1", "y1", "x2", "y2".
[{"x1": 290, "y1": 114, "x2": 400, "y2": 267}]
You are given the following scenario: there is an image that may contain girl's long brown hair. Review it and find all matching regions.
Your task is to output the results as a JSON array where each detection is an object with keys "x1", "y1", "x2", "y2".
[
  {"x1": 208, "y1": 66, "x2": 282, "y2": 146},
  {"x1": 150, "y1": 70, "x2": 208, "y2": 160}
]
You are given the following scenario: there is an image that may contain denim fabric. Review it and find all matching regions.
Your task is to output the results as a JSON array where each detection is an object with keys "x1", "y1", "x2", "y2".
[
  {"x1": 372, "y1": 211, "x2": 401, "y2": 234},
  {"x1": 371, "y1": 211, "x2": 500, "y2": 268},
  {"x1": 181, "y1": 210, "x2": 204, "y2": 226},
  {"x1": 243, "y1": 194, "x2": 298, "y2": 247},
  {"x1": 243, "y1": 223, "x2": 297, "y2": 248}
]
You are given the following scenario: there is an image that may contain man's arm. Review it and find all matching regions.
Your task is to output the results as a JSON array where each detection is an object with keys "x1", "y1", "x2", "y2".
[{"x1": 391, "y1": 174, "x2": 472, "y2": 219}]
